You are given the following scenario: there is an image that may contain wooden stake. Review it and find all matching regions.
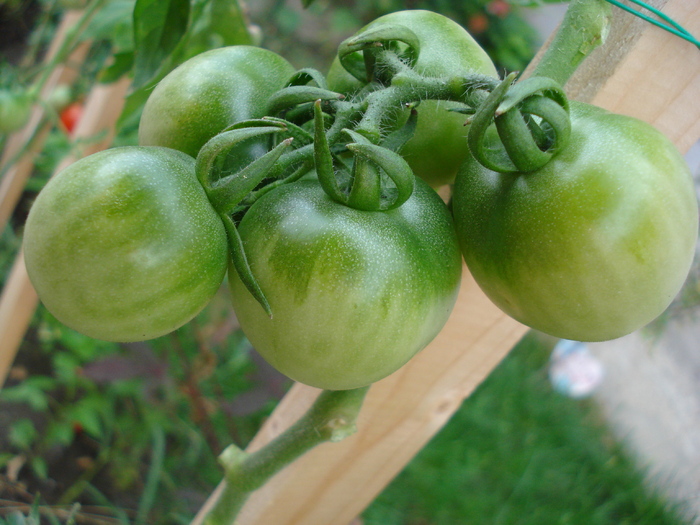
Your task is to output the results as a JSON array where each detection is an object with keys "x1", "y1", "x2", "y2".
[
  {"x1": 193, "y1": 1, "x2": 700, "y2": 524},
  {"x1": 0, "y1": 10, "x2": 91, "y2": 232}
]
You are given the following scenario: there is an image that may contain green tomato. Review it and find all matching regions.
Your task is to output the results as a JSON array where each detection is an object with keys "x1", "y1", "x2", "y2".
[
  {"x1": 452, "y1": 101, "x2": 698, "y2": 342},
  {"x1": 138, "y1": 46, "x2": 295, "y2": 161},
  {"x1": 23, "y1": 147, "x2": 228, "y2": 342},
  {"x1": 229, "y1": 178, "x2": 462, "y2": 390},
  {"x1": 0, "y1": 90, "x2": 32, "y2": 133},
  {"x1": 327, "y1": 10, "x2": 497, "y2": 188}
]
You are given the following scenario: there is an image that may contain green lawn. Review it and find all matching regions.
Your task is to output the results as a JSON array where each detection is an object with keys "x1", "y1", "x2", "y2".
[{"x1": 363, "y1": 333, "x2": 690, "y2": 525}]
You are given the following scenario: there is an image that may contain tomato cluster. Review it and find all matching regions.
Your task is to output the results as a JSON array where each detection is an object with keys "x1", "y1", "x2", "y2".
[{"x1": 22, "y1": 10, "x2": 698, "y2": 390}]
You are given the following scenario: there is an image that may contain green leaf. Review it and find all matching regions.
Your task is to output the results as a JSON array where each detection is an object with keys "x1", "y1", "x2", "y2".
[
  {"x1": 99, "y1": 51, "x2": 135, "y2": 83},
  {"x1": 9, "y1": 419, "x2": 38, "y2": 450},
  {"x1": 83, "y1": 0, "x2": 136, "y2": 51},
  {"x1": 45, "y1": 420, "x2": 77, "y2": 447},
  {"x1": 30, "y1": 456, "x2": 48, "y2": 480},
  {"x1": 116, "y1": 85, "x2": 151, "y2": 130},
  {"x1": 186, "y1": 0, "x2": 253, "y2": 56},
  {"x1": 67, "y1": 395, "x2": 113, "y2": 438},
  {"x1": 116, "y1": 0, "x2": 253, "y2": 129},
  {"x1": 132, "y1": 0, "x2": 190, "y2": 89},
  {"x1": 0, "y1": 377, "x2": 56, "y2": 411}
]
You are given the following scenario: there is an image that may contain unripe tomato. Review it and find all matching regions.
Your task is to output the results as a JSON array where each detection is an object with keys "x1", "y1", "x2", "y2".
[
  {"x1": 327, "y1": 10, "x2": 498, "y2": 188},
  {"x1": 0, "y1": 90, "x2": 32, "y2": 133},
  {"x1": 229, "y1": 178, "x2": 462, "y2": 390},
  {"x1": 24, "y1": 147, "x2": 229, "y2": 342},
  {"x1": 138, "y1": 46, "x2": 296, "y2": 162},
  {"x1": 452, "y1": 102, "x2": 698, "y2": 342}
]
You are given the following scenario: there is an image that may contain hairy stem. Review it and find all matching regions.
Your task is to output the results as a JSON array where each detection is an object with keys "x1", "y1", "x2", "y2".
[
  {"x1": 355, "y1": 71, "x2": 498, "y2": 142},
  {"x1": 531, "y1": 0, "x2": 612, "y2": 86},
  {"x1": 203, "y1": 387, "x2": 369, "y2": 525}
]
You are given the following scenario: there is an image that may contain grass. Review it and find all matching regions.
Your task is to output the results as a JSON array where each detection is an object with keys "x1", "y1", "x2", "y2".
[{"x1": 363, "y1": 333, "x2": 691, "y2": 525}]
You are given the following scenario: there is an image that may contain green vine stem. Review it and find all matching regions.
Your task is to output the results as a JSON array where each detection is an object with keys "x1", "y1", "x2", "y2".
[
  {"x1": 531, "y1": 0, "x2": 612, "y2": 86},
  {"x1": 203, "y1": 387, "x2": 370, "y2": 525}
]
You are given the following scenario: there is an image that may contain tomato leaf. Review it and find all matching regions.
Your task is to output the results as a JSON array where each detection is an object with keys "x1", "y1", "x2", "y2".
[
  {"x1": 84, "y1": 0, "x2": 135, "y2": 52},
  {"x1": 99, "y1": 51, "x2": 134, "y2": 84},
  {"x1": 186, "y1": 0, "x2": 253, "y2": 56},
  {"x1": 132, "y1": 0, "x2": 190, "y2": 89},
  {"x1": 117, "y1": 0, "x2": 254, "y2": 131}
]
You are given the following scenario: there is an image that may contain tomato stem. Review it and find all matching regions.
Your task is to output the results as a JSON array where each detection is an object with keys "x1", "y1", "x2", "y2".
[
  {"x1": 202, "y1": 387, "x2": 370, "y2": 525},
  {"x1": 353, "y1": 53, "x2": 498, "y2": 142},
  {"x1": 530, "y1": 0, "x2": 612, "y2": 86}
]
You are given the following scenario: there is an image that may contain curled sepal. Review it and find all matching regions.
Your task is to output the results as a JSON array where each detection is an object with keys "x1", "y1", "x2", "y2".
[
  {"x1": 286, "y1": 68, "x2": 329, "y2": 90},
  {"x1": 496, "y1": 76, "x2": 569, "y2": 115},
  {"x1": 467, "y1": 73, "x2": 572, "y2": 173},
  {"x1": 345, "y1": 142, "x2": 415, "y2": 211},
  {"x1": 196, "y1": 124, "x2": 286, "y2": 191},
  {"x1": 267, "y1": 86, "x2": 344, "y2": 117},
  {"x1": 222, "y1": 214, "x2": 272, "y2": 318},
  {"x1": 262, "y1": 116, "x2": 314, "y2": 147},
  {"x1": 343, "y1": 128, "x2": 380, "y2": 210},
  {"x1": 207, "y1": 138, "x2": 294, "y2": 215},
  {"x1": 338, "y1": 23, "x2": 420, "y2": 83},
  {"x1": 495, "y1": 95, "x2": 571, "y2": 172},
  {"x1": 314, "y1": 99, "x2": 348, "y2": 205}
]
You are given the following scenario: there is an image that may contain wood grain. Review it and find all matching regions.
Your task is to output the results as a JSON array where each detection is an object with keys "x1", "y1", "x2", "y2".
[
  {"x1": 566, "y1": 0, "x2": 700, "y2": 153},
  {"x1": 193, "y1": 2, "x2": 700, "y2": 524}
]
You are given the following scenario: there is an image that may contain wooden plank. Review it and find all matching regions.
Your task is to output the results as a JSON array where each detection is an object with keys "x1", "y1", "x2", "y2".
[
  {"x1": 0, "y1": 77, "x2": 131, "y2": 387},
  {"x1": 566, "y1": 0, "x2": 700, "y2": 154},
  {"x1": 0, "y1": 10, "x2": 91, "y2": 232},
  {"x1": 193, "y1": 1, "x2": 700, "y2": 524}
]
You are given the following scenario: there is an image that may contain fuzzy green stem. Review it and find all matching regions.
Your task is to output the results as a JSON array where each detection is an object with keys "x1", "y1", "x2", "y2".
[
  {"x1": 355, "y1": 69, "x2": 498, "y2": 143},
  {"x1": 531, "y1": 0, "x2": 613, "y2": 86},
  {"x1": 203, "y1": 387, "x2": 370, "y2": 525}
]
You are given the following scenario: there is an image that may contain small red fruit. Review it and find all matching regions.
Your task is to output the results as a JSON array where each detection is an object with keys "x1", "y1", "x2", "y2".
[{"x1": 60, "y1": 102, "x2": 83, "y2": 134}]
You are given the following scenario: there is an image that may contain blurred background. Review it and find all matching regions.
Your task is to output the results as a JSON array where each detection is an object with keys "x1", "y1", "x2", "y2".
[{"x1": 1, "y1": 0, "x2": 699, "y2": 523}]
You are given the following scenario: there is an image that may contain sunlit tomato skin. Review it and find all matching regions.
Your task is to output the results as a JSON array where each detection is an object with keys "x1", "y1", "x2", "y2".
[
  {"x1": 327, "y1": 10, "x2": 498, "y2": 188},
  {"x1": 452, "y1": 101, "x2": 699, "y2": 342},
  {"x1": 138, "y1": 46, "x2": 295, "y2": 161},
  {"x1": 23, "y1": 147, "x2": 229, "y2": 342},
  {"x1": 229, "y1": 178, "x2": 462, "y2": 390}
]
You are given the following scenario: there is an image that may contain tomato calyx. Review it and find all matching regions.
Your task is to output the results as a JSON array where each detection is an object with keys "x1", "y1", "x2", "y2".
[
  {"x1": 286, "y1": 68, "x2": 331, "y2": 90},
  {"x1": 196, "y1": 119, "x2": 295, "y2": 317},
  {"x1": 467, "y1": 73, "x2": 572, "y2": 173},
  {"x1": 266, "y1": 85, "x2": 344, "y2": 118},
  {"x1": 337, "y1": 23, "x2": 421, "y2": 84},
  {"x1": 196, "y1": 120, "x2": 291, "y2": 214},
  {"x1": 313, "y1": 100, "x2": 415, "y2": 212}
]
